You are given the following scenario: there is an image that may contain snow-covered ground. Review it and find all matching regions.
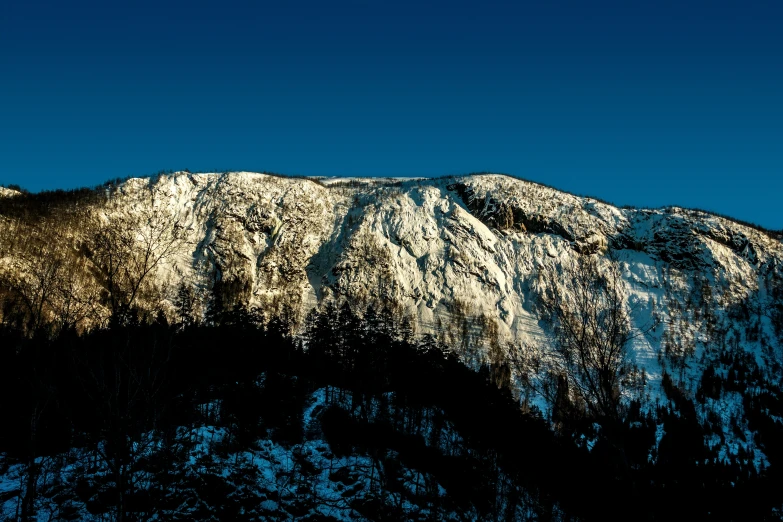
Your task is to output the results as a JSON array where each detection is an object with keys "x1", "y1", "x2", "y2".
[{"x1": 0, "y1": 387, "x2": 490, "y2": 521}]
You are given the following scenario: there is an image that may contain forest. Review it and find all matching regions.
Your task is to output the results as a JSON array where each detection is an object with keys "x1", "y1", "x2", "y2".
[{"x1": 0, "y1": 285, "x2": 781, "y2": 521}]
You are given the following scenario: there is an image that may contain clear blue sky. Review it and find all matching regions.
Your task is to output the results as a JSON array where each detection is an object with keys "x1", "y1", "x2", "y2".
[{"x1": 1, "y1": 0, "x2": 781, "y2": 229}]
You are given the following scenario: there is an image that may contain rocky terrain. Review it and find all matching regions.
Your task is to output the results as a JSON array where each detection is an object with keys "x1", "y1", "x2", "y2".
[{"x1": 1, "y1": 171, "x2": 782, "y2": 472}]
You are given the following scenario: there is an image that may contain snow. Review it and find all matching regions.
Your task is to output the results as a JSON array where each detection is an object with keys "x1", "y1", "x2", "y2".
[
  {"x1": 0, "y1": 386, "x2": 474, "y2": 521},
  {"x1": 12, "y1": 171, "x2": 783, "y2": 373},
  {"x1": 1, "y1": 170, "x2": 782, "y2": 474}
]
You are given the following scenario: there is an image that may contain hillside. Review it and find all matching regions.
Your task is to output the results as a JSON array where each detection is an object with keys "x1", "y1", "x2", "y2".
[{"x1": 1, "y1": 172, "x2": 782, "y2": 520}]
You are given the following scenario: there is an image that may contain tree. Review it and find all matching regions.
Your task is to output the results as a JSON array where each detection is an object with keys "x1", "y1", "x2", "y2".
[
  {"x1": 89, "y1": 191, "x2": 184, "y2": 322},
  {"x1": 52, "y1": 254, "x2": 102, "y2": 334},
  {"x1": 73, "y1": 327, "x2": 173, "y2": 522},
  {"x1": 1, "y1": 226, "x2": 99, "y2": 337},
  {"x1": 5, "y1": 239, "x2": 65, "y2": 336},
  {"x1": 520, "y1": 253, "x2": 638, "y2": 423},
  {"x1": 174, "y1": 282, "x2": 200, "y2": 327}
]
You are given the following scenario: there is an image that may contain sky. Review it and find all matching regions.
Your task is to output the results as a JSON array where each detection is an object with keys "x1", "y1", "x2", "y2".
[{"x1": 1, "y1": 0, "x2": 781, "y2": 229}]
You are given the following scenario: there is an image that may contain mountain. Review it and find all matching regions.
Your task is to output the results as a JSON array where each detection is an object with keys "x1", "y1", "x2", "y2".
[
  {"x1": 3, "y1": 172, "x2": 783, "y2": 378},
  {"x1": 2, "y1": 171, "x2": 783, "y2": 520},
  {"x1": 1, "y1": 172, "x2": 782, "y2": 481}
]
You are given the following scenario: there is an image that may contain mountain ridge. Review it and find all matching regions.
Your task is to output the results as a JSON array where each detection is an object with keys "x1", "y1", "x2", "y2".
[
  {"x1": 5, "y1": 171, "x2": 781, "y2": 236},
  {"x1": 1, "y1": 171, "x2": 782, "y2": 471}
]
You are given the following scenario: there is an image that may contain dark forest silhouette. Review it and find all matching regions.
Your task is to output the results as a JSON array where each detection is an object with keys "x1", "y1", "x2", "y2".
[{"x1": 0, "y1": 291, "x2": 781, "y2": 521}]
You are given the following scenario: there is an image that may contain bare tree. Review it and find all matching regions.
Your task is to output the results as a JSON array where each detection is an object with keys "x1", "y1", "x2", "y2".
[
  {"x1": 52, "y1": 254, "x2": 102, "y2": 333},
  {"x1": 75, "y1": 332, "x2": 172, "y2": 522},
  {"x1": 513, "y1": 254, "x2": 643, "y2": 423},
  {"x1": 1, "y1": 226, "x2": 108, "y2": 336},
  {"x1": 7, "y1": 241, "x2": 64, "y2": 335},
  {"x1": 89, "y1": 192, "x2": 184, "y2": 320}
]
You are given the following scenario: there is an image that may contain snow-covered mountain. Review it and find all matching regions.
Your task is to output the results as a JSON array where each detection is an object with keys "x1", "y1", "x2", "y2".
[
  {"x1": 1, "y1": 172, "x2": 782, "y2": 461},
  {"x1": 3, "y1": 171, "x2": 782, "y2": 368},
  {"x1": 0, "y1": 172, "x2": 783, "y2": 519}
]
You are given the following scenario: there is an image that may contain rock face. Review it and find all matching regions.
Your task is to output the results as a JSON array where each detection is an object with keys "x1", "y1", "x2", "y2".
[{"x1": 2, "y1": 172, "x2": 782, "y2": 404}]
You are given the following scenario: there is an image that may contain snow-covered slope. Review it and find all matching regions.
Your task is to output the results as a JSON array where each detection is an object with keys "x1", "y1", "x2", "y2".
[
  {"x1": 112, "y1": 173, "x2": 779, "y2": 329},
  {"x1": 2, "y1": 172, "x2": 782, "y2": 454},
  {"x1": 5, "y1": 172, "x2": 783, "y2": 362}
]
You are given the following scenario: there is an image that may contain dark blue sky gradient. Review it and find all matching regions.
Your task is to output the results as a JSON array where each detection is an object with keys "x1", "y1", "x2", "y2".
[{"x1": 1, "y1": 0, "x2": 782, "y2": 228}]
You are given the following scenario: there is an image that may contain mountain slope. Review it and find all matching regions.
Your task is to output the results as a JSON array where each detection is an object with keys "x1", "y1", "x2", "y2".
[{"x1": 1, "y1": 172, "x2": 782, "y2": 466}]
